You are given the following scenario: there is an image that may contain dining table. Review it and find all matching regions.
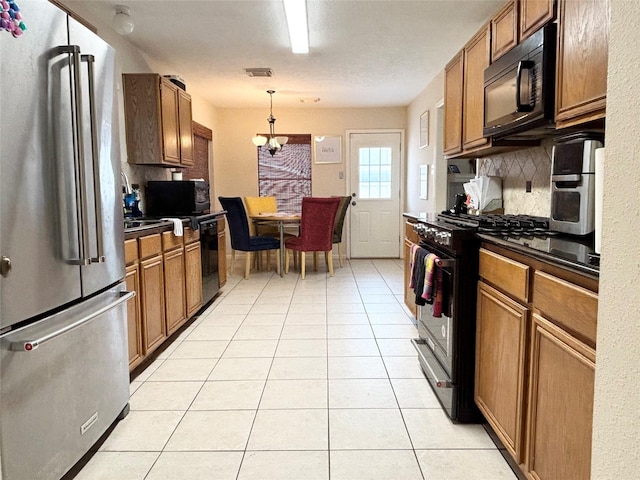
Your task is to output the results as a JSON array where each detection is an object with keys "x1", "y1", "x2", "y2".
[{"x1": 251, "y1": 212, "x2": 301, "y2": 277}]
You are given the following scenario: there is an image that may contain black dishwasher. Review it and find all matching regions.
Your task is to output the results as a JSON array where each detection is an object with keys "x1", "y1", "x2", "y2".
[{"x1": 199, "y1": 217, "x2": 220, "y2": 305}]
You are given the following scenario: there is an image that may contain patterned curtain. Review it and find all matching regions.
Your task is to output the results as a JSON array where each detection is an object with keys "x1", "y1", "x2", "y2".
[{"x1": 258, "y1": 134, "x2": 312, "y2": 214}]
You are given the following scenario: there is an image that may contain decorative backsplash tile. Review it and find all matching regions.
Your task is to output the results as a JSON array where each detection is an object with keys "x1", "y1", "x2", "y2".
[{"x1": 478, "y1": 141, "x2": 553, "y2": 216}]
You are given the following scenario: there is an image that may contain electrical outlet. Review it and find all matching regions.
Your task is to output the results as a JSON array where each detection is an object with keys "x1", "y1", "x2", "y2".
[{"x1": 526, "y1": 180, "x2": 532, "y2": 192}]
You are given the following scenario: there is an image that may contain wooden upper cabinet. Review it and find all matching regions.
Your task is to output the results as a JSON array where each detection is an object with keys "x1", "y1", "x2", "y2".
[
  {"x1": 159, "y1": 78, "x2": 180, "y2": 165},
  {"x1": 555, "y1": 0, "x2": 609, "y2": 128},
  {"x1": 123, "y1": 73, "x2": 194, "y2": 166},
  {"x1": 178, "y1": 89, "x2": 194, "y2": 166},
  {"x1": 463, "y1": 25, "x2": 491, "y2": 150},
  {"x1": 444, "y1": 51, "x2": 464, "y2": 156},
  {"x1": 519, "y1": 0, "x2": 556, "y2": 42},
  {"x1": 491, "y1": 0, "x2": 518, "y2": 63}
]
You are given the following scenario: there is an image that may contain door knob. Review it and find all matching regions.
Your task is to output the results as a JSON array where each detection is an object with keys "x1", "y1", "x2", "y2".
[{"x1": 351, "y1": 201, "x2": 357, "y2": 206}]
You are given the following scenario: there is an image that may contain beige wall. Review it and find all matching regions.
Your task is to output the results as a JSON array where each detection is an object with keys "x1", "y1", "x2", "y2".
[
  {"x1": 212, "y1": 107, "x2": 406, "y2": 210},
  {"x1": 591, "y1": 0, "x2": 640, "y2": 477},
  {"x1": 405, "y1": 71, "x2": 446, "y2": 214}
]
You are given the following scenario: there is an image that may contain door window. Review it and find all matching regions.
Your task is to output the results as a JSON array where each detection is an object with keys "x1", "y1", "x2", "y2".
[{"x1": 358, "y1": 147, "x2": 392, "y2": 199}]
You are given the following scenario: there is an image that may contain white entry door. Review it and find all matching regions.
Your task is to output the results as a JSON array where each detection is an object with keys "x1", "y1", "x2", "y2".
[{"x1": 349, "y1": 132, "x2": 402, "y2": 258}]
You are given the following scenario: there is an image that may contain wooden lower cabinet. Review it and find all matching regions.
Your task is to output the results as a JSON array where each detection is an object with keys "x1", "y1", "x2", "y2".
[
  {"x1": 140, "y1": 253, "x2": 166, "y2": 354},
  {"x1": 475, "y1": 280, "x2": 528, "y2": 462},
  {"x1": 403, "y1": 220, "x2": 419, "y2": 319},
  {"x1": 125, "y1": 263, "x2": 144, "y2": 370},
  {"x1": 477, "y1": 243, "x2": 598, "y2": 479},
  {"x1": 217, "y1": 218, "x2": 227, "y2": 288},
  {"x1": 526, "y1": 313, "x2": 595, "y2": 480},
  {"x1": 126, "y1": 224, "x2": 217, "y2": 371},
  {"x1": 185, "y1": 240, "x2": 203, "y2": 317},
  {"x1": 403, "y1": 238, "x2": 417, "y2": 318},
  {"x1": 163, "y1": 245, "x2": 187, "y2": 335}
]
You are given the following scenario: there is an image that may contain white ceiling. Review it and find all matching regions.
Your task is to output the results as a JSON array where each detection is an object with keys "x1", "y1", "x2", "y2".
[{"x1": 62, "y1": 0, "x2": 504, "y2": 108}]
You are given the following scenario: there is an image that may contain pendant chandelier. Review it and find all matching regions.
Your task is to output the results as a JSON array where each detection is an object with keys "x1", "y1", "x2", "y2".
[{"x1": 252, "y1": 90, "x2": 288, "y2": 156}]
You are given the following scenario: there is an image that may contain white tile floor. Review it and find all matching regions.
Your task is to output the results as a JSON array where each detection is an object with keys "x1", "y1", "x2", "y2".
[{"x1": 74, "y1": 259, "x2": 517, "y2": 480}]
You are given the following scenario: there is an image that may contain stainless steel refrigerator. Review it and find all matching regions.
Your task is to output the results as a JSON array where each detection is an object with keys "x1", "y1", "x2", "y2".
[{"x1": 0, "y1": 2, "x2": 132, "y2": 479}]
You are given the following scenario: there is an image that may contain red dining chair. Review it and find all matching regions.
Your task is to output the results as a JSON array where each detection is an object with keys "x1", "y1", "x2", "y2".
[{"x1": 285, "y1": 197, "x2": 340, "y2": 279}]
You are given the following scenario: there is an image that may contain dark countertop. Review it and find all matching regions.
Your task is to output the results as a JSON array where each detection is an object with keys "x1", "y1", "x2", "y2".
[
  {"x1": 477, "y1": 232, "x2": 599, "y2": 278},
  {"x1": 403, "y1": 212, "x2": 439, "y2": 223},
  {"x1": 124, "y1": 211, "x2": 226, "y2": 239}
]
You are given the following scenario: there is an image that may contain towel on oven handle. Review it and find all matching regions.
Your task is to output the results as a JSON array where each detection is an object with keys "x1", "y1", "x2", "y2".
[
  {"x1": 410, "y1": 245, "x2": 429, "y2": 306},
  {"x1": 410, "y1": 247, "x2": 448, "y2": 317}
]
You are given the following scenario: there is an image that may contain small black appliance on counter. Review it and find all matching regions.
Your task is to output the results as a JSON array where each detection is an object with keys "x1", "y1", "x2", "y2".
[{"x1": 145, "y1": 180, "x2": 210, "y2": 216}]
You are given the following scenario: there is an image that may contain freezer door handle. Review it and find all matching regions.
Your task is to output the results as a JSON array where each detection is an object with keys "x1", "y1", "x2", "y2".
[
  {"x1": 82, "y1": 53, "x2": 105, "y2": 264},
  {"x1": 8, "y1": 291, "x2": 135, "y2": 352}
]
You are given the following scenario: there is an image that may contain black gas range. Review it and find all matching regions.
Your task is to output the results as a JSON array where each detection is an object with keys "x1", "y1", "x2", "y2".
[{"x1": 410, "y1": 211, "x2": 597, "y2": 424}]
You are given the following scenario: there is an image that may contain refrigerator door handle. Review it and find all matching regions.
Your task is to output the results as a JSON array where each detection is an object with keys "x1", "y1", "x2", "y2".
[
  {"x1": 59, "y1": 45, "x2": 91, "y2": 266},
  {"x1": 8, "y1": 291, "x2": 135, "y2": 352},
  {"x1": 82, "y1": 53, "x2": 105, "y2": 264}
]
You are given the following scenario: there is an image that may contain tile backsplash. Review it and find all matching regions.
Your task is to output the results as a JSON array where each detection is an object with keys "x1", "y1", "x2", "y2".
[{"x1": 478, "y1": 141, "x2": 553, "y2": 216}]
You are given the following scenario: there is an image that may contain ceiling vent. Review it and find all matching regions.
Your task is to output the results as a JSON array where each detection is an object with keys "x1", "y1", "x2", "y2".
[{"x1": 244, "y1": 68, "x2": 274, "y2": 78}]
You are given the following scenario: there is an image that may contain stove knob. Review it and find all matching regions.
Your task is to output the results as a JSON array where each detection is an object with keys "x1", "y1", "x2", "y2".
[{"x1": 436, "y1": 232, "x2": 451, "y2": 246}]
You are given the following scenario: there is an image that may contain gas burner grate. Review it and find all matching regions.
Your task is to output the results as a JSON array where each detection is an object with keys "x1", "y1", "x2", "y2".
[{"x1": 438, "y1": 212, "x2": 550, "y2": 235}]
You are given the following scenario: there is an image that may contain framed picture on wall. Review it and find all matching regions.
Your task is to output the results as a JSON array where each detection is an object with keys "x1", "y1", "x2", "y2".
[
  {"x1": 314, "y1": 135, "x2": 342, "y2": 163},
  {"x1": 419, "y1": 110, "x2": 429, "y2": 149}
]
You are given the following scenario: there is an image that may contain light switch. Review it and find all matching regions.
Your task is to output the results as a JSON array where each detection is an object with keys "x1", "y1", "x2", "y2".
[{"x1": 339, "y1": 171, "x2": 344, "y2": 179}]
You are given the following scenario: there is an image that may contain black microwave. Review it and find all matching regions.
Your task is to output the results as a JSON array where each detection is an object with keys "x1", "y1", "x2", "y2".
[
  {"x1": 483, "y1": 23, "x2": 557, "y2": 139},
  {"x1": 145, "y1": 180, "x2": 210, "y2": 216}
]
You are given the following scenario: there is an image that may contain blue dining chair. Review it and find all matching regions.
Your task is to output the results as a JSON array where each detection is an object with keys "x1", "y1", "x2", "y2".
[{"x1": 218, "y1": 197, "x2": 281, "y2": 279}]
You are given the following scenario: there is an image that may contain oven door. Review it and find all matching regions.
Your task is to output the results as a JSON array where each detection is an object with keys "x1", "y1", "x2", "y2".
[
  {"x1": 199, "y1": 219, "x2": 220, "y2": 305},
  {"x1": 416, "y1": 257, "x2": 456, "y2": 378}
]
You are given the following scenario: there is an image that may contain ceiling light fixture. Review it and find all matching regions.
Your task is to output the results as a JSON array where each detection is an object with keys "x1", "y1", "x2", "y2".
[
  {"x1": 113, "y1": 5, "x2": 134, "y2": 35},
  {"x1": 252, "y1": 90, "x2": 288, "y2": 156},
  {"x1": 283, "y1": 0, "x2": 309, "y2": 54}
]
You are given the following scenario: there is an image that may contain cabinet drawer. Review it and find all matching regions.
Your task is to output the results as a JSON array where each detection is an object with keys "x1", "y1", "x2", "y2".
[
  {"x1": 533, "y1": 271, "x2": 598, "y2": 346},
  {"x1": 139, "y1": 233, "x2": 162, "y2": 260},
  {"x1": 162, "y1": 230, "x2": 184, "y2": 251},
  {"x1": 184, "y1": 227, "x2": 200, "y2": 244},
  {"x1": 479, "y1": 248, "x2": 530, "y2": 302},
  {"x1": 124, "y1": 239, "x2": 139, "y2": 265},
  {"x1": 405, "y1": 221, "x2": 419, "y2": 243}
]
